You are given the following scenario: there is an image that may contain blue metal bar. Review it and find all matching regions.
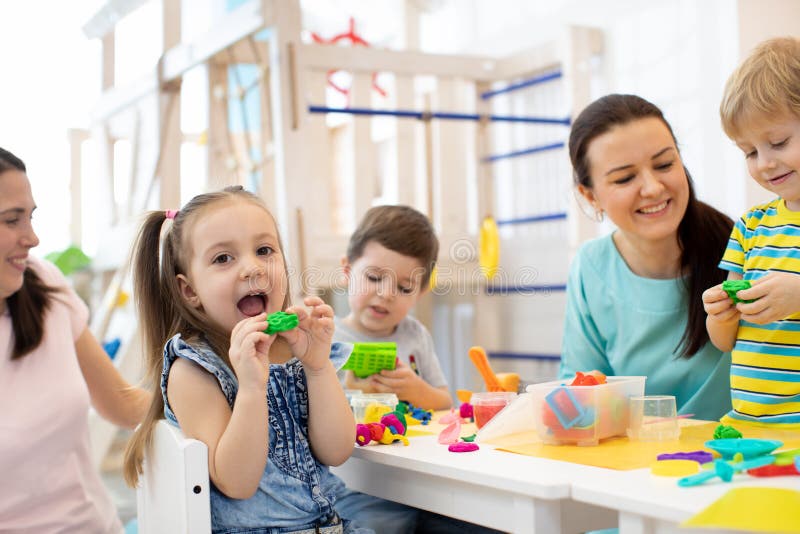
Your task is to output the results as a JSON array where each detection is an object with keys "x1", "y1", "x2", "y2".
[
  {"x1": 308, "y1": 105, "x2": 570, "y2": 125},
  {"x1": 488, "y1": 351, "x2": 561, "y2": 361},
  {"x1": 485, "y1": 284, "x2": 567, "y2": 295},
  {"x1": 483, "y1": 141, "x2": 565, "y2": 163},
  {"x1": 496, "y1": 212, "x2": 567, "y2": 226},
  {"x1": 480, "y1": 70, "x2": 563, "y2": 100}
]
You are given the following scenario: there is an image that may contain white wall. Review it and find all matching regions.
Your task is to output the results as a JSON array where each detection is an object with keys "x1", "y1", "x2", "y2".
[
  {"x1": 413, "y1": 0, "x2": 799, "y2": 387},
  {"x1": 737, "y1": 0, "x2": 800, "y2": 208},
  {"x1": 420, "y1": 0, "x2": 747, "y2": 219}
]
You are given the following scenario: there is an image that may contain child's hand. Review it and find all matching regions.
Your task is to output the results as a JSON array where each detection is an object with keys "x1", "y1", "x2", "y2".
[
  {"x1": 280, "y1": 297, "x2": 335, "y2": 374},
  {"x1": 369, "y1": 360, "x2": 424, "y2": 400},
  {"x1": 229, "y1": 313, "x2": 273, "y2": 391},
  {"x1": 702, "y1": 284, "x2": 740, "y2": 323},
  {"x1": 735, "y1": 272, "x2": 800, "y2": 324}
]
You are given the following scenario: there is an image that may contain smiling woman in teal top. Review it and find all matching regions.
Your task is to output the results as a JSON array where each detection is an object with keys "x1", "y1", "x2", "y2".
[{"x1": 561, "y1": 94, "x2": 734, "y2": 421}]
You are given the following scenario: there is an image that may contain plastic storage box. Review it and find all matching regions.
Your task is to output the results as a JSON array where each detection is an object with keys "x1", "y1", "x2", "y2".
[
  {"x1": 527, "y1": 376, "x2": 646, "y2": 446},
  {"x1": 350, "y1": 393, "x2": 399, "y2": 423}
]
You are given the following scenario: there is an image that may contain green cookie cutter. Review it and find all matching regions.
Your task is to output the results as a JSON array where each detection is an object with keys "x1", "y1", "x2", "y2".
[{"x1": 264, "y1": 311, "x2": 299, "y2": 335}]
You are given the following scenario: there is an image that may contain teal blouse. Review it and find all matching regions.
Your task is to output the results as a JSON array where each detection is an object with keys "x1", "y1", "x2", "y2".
[{"x1": 559, "y1": 234, "x2": 732, "y2": 421}]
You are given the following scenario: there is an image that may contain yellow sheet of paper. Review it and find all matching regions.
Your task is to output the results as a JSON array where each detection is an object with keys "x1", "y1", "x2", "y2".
[
  {"x1": 682, "y1": 487, "x2": 800, "y2": 532},
  {"x1": 491, "y1": 422, "x2": 800, "y2": 470}
]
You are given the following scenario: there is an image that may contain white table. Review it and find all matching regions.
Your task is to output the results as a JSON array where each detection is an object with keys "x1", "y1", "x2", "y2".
[
  {"x1": 571, "y1": 464, "x2": 800, "y2": 534},
  {"x1": 332, "y1": 434, "x2": 616, "y2": 533}
]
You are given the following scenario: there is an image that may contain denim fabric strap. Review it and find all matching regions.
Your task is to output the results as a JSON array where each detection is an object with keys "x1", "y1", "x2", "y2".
[{"x1": 284, "y1": 523, "x2": 343, "y2": 534}]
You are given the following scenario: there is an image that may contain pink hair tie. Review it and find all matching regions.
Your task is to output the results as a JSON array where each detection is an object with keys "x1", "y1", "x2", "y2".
[{"x1": 165, "y1": 209, "x2": 179, "y2": 220}]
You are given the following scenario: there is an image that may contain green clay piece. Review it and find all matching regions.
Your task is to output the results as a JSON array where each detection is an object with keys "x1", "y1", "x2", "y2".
[
  {"x1": 264, "y1": 311, "x2": 299, "y2": 335},
  {"x1": 721, "y1": 280, "x2": 754, "y2": 304},
  {"x1": 461, "y1": 434, "x2": 477, "y2": 442},
  {"x1": 396, "y1": 402, "x2": 410, "y2": 414},
  {"x1": 341, "y1": 342, "x2": 397, "y2": 378},
  {"x1": 713, "y1": 424, "x2": 743, "y2": 440}
]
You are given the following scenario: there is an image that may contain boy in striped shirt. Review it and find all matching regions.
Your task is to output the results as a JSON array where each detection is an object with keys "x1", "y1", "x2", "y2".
[{"x1": 703, "y1": 37, "x2": 800, "y2": 427}]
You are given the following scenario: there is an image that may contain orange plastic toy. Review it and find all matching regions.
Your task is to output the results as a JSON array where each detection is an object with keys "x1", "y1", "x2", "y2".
[{"x1": 468, "y1": 346, "x2": 519, "y2": 393}]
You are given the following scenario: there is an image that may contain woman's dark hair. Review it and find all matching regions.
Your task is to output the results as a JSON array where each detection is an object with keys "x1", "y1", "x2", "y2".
[
  {"x1": 1, "y1": 147, "x2": 60, "y2": 360},
  {"x1": 568, "y1": 95, "x2": 734, "y2": 357}
]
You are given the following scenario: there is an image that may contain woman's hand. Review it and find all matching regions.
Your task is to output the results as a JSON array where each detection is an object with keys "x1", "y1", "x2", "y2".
[
  {"x1": 702, "y1": 283, "x2": 740, "y2": 324},
  {"x1": 736, "y1": 272, "x2": 800, "y2": 324},
  {"x1": 229, "y1": 313, "x2": 273, "y2": 390},
  {"x1": 280, "y1": 297, "x2": 335, "y2": 375}
]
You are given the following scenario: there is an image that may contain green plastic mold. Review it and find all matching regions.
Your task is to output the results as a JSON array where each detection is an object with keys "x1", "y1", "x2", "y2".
[{"x1": 341, "y1": 342, "x2": 397, "y2": 378}]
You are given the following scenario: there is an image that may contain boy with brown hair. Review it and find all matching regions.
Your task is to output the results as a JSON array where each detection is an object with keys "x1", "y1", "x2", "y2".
[
  {"x1": 335, "y1": 206, "x2": 501, "y2": 533},
  {"x1": 336, "y1": 205, "x2": 452, "y2": 410}
]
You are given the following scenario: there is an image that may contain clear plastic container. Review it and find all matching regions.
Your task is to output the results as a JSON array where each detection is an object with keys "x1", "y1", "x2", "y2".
[
  {"x1": 527, "y1": 376, "x2": 646, "y2": 446},
  {"x1": 344, "y1": 389, "x2": 363, "y2": 406},
  {"x1": 350, "y1": 393, "x2": 399, "y2": 423},
  {"x1": 470, "y1": 391, "x2": 517, "y2": 429}
]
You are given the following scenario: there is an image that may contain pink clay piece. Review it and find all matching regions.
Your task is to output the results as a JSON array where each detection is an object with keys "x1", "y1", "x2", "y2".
[
  {"x1": 438, "y1": 420, "x2": 461, "y2": 444},
  {"x1": 448, "y1": 442, "x2": 479, "y2": 453}
]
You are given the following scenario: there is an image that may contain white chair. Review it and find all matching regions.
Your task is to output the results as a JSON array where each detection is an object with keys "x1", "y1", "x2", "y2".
[{"x1": 137, "y1": 420, "x2": 212, "y2": 533}]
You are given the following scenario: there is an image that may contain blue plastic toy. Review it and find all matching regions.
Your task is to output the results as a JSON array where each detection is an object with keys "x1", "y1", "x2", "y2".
[
  {"x1": 544, "y1": 386, "x2": 594, "y2": 429},
  {"x1": 678, "y1": 455, "x2": 776, "y2": 487},
  {"x1": 704, "y1": 438, "x2": 783, "y2": 460}
]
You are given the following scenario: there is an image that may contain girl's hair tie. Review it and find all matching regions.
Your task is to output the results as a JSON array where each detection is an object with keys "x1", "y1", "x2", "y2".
[{"x1": 165, "y1": 209, "x2": 179, "y2": 220}]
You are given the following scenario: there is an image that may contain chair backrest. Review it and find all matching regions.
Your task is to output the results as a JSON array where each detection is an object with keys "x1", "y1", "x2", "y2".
[{"x1": 137, "y1": 420, "x2": 212, "y2": 533}]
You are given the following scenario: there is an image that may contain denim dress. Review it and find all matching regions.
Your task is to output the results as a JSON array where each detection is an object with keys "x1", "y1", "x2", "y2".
[{"x1": 162, "y1": 334, "x2": 372, "y2": 534}]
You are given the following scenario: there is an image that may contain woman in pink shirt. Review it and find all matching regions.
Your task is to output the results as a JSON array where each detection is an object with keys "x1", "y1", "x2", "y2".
[{"x1": 0, "y1": 147, "x2": 150, "y2": 533}]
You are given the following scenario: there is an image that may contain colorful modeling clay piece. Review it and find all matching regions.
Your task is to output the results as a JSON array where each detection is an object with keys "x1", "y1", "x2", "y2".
[
  {"x1": 713, "y1": 424, "x2": 742, "y2": 439},
  {"x1": 448, "y1": 442, "x2": 479, "y2": 453},
  {"x1": 459, "y1": 402, "x2": 474, "y2": 419},
  {"x1": 747, "y1": 463, "x2": 800, "y2": 477},
  {"x1": 438, "y1": 412, "x2": 462, "y2": 445},
  {"x1": 570, "y1": 372, "x2": 599, "y2": 386},
  {"x1": 367, "y1": 423, "x2": 385, "y2": 442},
  {"x1": 364, "y1": 404, "x2": 392, "y2": 423},
  {"x1": 412, "y1": 409, "x2": 432, "y2": 425},
  {"x1": 568, "y1": 370, "x2": 607, "y2": 386},
  {"x1": 341, "y1": 342, "x2": 397, "y2": 378},
  {"x1": 438, "y1": 421, "x2": 461, "y2": 445},
  {"x1": 354, "y1": 423, "x2": 386, "y2": 446},
  {"x1": 721, "y1": 279, "x2": 754, "y2": 304},
  {"x1": 651, "y1": 459, "x2": 700, "y2": 477},
  {"x1": 380, "y1": 412, "x2": 407, "y2": 435},
  {"x1": 264, "y1": 311, "x2": 299, "y2": 334},
  {"x1": 377, "y1": 426, "x2": 409, "y2": 446},
  {"x1": 456, "y1": 389, "x2": 473, "y2": 403},
  {"x1": 705, "y1": 438, "x2": 783, "y2": 460},
  {"x1": 461, "y1": 434, "x2": 476, "y2": 442},
  {"x1": 355, "y1": 424, "x2": 372, "y2": 446},
  {"x1": 773, "y1": 448, "x2": 800, "y2": 466},
  {"x1": 657, "y1": 451, "x2": 714, "y2": 464}
]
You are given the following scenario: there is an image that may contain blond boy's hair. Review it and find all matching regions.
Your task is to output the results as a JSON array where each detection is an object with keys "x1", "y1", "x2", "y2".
[{"x1": 720, "y1": 37, "x2": 800, "y2": 138}]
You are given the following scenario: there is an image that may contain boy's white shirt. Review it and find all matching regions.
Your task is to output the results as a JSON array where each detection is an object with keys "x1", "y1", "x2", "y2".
[{"x1": 333, "y1": 315, "x2": 448, "y2": 389}]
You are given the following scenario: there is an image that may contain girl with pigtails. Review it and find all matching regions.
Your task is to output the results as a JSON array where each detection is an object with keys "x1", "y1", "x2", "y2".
[{"x1": 123, "y1": 186, "x2": 372, "y2": 534}]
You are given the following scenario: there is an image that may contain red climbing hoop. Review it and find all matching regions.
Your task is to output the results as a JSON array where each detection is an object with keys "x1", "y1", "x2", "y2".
[{"x1": 310, "y1": 17, "x2": 388, "y2": 103}]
